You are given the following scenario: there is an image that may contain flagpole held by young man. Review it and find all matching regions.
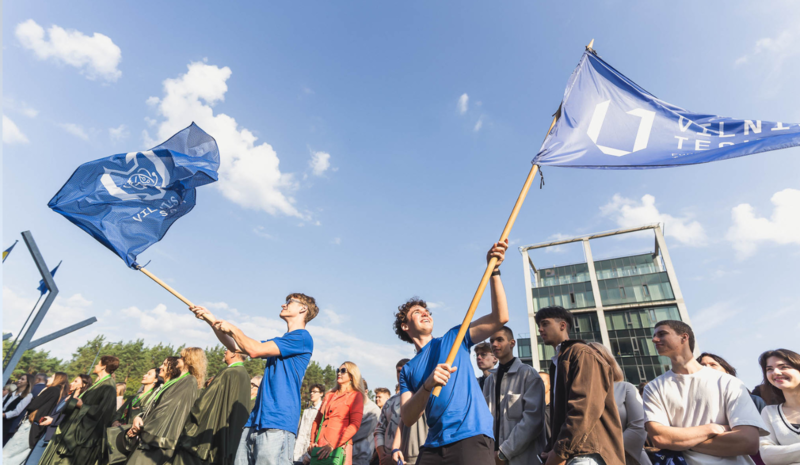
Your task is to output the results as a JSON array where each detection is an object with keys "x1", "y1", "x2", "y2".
[{"x1": 427, "y1": 38, "x2": 590, "y2": 396}]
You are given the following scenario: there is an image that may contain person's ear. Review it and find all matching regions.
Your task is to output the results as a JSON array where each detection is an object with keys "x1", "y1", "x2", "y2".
[{"x1": 401, "y1": 323, "x2": 409, "y2": 332}]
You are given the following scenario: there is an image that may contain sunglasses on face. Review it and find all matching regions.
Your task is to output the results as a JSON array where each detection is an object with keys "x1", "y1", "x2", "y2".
[
  {"x1": 338, "y1": 368, "x2": 349, "y2": 375},
  {"x1": 285, "y1": 298, "x2": 308, "y2": 309},
  {"x1": 251, "y1": 383, "x2": 260, "y2": 388}
]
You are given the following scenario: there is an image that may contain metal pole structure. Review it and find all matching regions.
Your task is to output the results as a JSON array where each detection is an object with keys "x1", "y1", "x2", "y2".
[
  {"x1": 87, "y1": 347, "x2": 102, "y2": 374},
  {"x1": 2, "y1": 231, "x2": 97, "y2": 385},
  {"x1": 4, "y1": 294, "x2": 44, "y2": 367}
]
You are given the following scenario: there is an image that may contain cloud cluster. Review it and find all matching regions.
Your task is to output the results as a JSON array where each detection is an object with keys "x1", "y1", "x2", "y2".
[
  {"x1": 601, "y1": 194, "x2": 707, "y2": 246},
  {"x1": 58, "y1": 122, "x2": 89, "y2": 141},
  {"x1": 309, "y1": 151, "x2": 331, "y2": 176},
  {"x1": 15, "y1": 19, "x2": 122, "y2": 82},
  {"x1": 109, "y1": 124, "x2": 129, "y2": 142},
  {"x1": 3, "y1": 115, "x2": 29, "y2": 144},
  {"x1": 726, "y1": 188, "x2": 800, "y2": 259},
  {"x1": 457, "y1": 93, "x2": 469, "y2": 115},
  {"x1": 146, "y1": 61, "x2": 307, "y2": 218}
]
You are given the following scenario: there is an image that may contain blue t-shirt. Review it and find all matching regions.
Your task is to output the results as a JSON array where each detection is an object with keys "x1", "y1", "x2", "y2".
[
  {"x1": 245, "y1": 329, "x2": 313, "y2": 434},
  {"x1": 399, "y1": 325, "x2": 494, "y2": 448}
]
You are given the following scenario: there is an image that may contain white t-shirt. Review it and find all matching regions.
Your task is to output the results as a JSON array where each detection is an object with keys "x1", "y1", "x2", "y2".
[{"x1": 643, "y1": 366, "x2": 768, "y2": 465}]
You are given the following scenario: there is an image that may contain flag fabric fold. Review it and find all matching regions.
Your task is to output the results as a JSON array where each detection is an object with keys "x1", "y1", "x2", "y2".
[
  {"x1": 37, "y1": 261, "x2": 62, "y2": 295},
  {"x1": 533, "y1": 51, "x2": 800, "y2": 169},
  {"x1": 48, "y1": 123, "x2": 220, "y2": 268}
]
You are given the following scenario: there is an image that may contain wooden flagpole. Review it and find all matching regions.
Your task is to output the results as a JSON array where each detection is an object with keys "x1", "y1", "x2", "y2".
[
  {"x1": 430, "y1": 52, "x2": 576, "y2": 396},
  {"x1": 139, "y1": 268, "x2": 217, "y2": 324}
]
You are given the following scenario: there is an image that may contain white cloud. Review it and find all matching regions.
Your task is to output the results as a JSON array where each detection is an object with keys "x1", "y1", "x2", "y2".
[
  {"x1": 473, "y1": 116, "x2": 484, "y2": 132},
  {"x1": 457, "y1": 93, "x2": 469, "y2": 115},
  {"x1": 322, "y1": 309, "x2": 344, "y2": 326},
  {"x1": 58, "y1": 122, "x2": 89, "y2": 140},
  {"x1": 109, "y1": 124, "x2": 129, "y2": 142},
  {"x1": 252, "y1": 226, "x2": 274, "y2": 240},
  {"x1": 544, "y1": 233, "x2": 573, "y2": 253},
  {"x1": 147, "y1": 61, "x2": 304, "y2": 218},
  {"x1": 725, "y1": 188, "x2": 800, "y2": 259},
  {"x1": 3, "y1": 115, "x2": 29, "y2": 144},
  {"x1": 691, "y1": 301, "x2": 742, "y2": 336},
  {"x1": 426, "y1": 301, "x2": 446, "y2": 310},
  {"x1": 144, "y1": 117, "x2": 157, "y2": 127},
  {"x1": 735, "y1": 30, "x2": 794, "y2": 67},
  {"x1": 4, "y1": 98, "x2": 39, "y2": 118},
  {"x1": 15, "y1": 19, "x2": 122, "y2": 83},
  {"x1": 601, "y1": 194, "x2": 707, "y2": 246},
  {"x1": 309, "y1": 151, "x2": 331, "y2": 176}
]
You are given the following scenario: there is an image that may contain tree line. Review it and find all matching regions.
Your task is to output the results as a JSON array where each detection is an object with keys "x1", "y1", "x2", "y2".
[{"x1": 3, "y1": 336, "x2": 340, "y2": 403}]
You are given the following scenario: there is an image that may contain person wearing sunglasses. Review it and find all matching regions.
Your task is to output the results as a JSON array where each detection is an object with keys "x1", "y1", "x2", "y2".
[
  {"x1": 294, "y1": 384, "x2": 325, "y2": 464},
  {"x1": 308, "y1": 363, "x2": 365, "y2": 465},
  {"x1": 190, "y1": 293, "x2": 318, "y2": 465},
  {"x1": 393, "y1": 241, "x2": 510, "y2": 465}
]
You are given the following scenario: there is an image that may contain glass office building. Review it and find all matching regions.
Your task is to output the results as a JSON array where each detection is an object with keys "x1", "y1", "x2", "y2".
[{"x1": 517, "y1": 224, "x2": 692, "y2": 384}]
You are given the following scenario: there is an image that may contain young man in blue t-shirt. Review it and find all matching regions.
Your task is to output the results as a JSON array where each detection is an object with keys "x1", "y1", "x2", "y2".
[
  {"x1": 190, "y1": 293, "x2": 317, "y2": 465},
  {"x1": 395, "y1": 241, "x2": 509, "y2": 465}
]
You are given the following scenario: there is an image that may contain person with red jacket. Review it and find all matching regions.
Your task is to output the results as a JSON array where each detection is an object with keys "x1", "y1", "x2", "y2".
[{"x1": 309, "y1": 362, "x2": 365, "y2": 465}]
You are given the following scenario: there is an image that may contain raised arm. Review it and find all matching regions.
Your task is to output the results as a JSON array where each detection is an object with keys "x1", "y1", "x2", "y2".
[
  {"x1": 190, "y1": 306, "x2": 240, "y2": 352},
  {"x1": 469, "y1": 240, "x2": 510, "y2": 343},
  {"x1": 212, "y1": 319, "x2": 281, "y2": 359}
]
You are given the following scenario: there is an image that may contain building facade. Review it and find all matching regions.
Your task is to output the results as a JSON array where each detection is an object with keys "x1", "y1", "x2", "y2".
[{"x1": 516, "y1": 224, "x2": 692, "y2": 384}]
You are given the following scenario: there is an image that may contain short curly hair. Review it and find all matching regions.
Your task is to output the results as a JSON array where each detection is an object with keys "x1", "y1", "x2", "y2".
[
  {"x1": 394, "y1": 297, "x2": 430, "y2": 344},
  {"x1": 287, "y1": 293, "x2": 319, "y2": 323}
]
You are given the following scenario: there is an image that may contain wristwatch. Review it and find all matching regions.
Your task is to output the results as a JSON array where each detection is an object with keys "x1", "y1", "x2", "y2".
[{"x1": 498, "y1": 451, "x2": 508, "y2": 462}]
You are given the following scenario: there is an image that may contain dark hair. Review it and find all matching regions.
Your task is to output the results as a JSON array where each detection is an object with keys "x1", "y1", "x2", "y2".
[
  {"x1": 162, "y1": 357, "x2": 181, "y2": 380},
  {"x1": 287, "y1": 293, "x2": 319, "y2": 323},
  {"x1": 654, "y1": 320, "x2": 695, "y2": 353},
  {"x1": 100, "y1": 355, "x2": 120, "y2": 374},
  {"x1": 396, "y1": 358, "x2": 411, "y2": 368},
  {"x1": 49, "y1": 372, "x2": 70, "y2": 400},
  {"x1": 493, "y1": 326, "x2": 515, "y2": 342},
  {"x1": 15, "y1": 374, "x2": 34, "y2": 398},
  {"x1": 394, "y1": 297, "x2": 429, "y2": 344},
  {"x1": 697, "y1": 352, "x2": 737, "y2": 376},
  {"x1": 474, "y1": 342, "x2": 493, "y2": 355},
  {"x1": 759, "y1": 349, "x2": 800, "y2": 405},
  {"x1": 35, "y1": 373, "x2": 48, "y2": 384},
  {"x1": 534, "y1": 306, "x2": 573, "y2": 331},
  {"x1": 78, "y1": 374, "x2": 94, "y2": 396},
  {"x1": 309, "y1": 383, "x2": 325, "y2": 394},
  {"x1": 375, "y1": 387, "x2": 391, "y2": 396}
]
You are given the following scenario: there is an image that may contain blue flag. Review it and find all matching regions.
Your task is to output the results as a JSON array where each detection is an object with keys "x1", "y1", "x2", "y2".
[
  {"x1": 37, "y1": 261, "x2": 62, "y2": 295},
  {"x1": 533, "y1": 51, "x2": 800, "y2": 169},
  {"x1": 48, "y1": 123, "x2": 220, "y2": 268}
]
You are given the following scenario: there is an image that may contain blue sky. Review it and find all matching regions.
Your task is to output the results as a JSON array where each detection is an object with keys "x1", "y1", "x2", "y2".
[{"x1": 3, "y1": 1, "x2": 799, "y2": 390}]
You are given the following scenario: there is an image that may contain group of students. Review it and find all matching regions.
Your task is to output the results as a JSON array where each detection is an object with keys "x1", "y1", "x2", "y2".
[{"x1": 2, "y1": 239, "x2": 799, "y2": 465}]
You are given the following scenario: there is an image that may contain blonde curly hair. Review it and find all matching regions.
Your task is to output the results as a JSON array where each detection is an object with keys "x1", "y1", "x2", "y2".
[{"x1": 180, "y1": 347, "x2": 207, "y2": 389}]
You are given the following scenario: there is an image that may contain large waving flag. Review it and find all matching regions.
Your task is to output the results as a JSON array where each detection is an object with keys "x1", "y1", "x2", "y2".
[
  {"x1": 49, "y1": 123, "x2": 219, "y2": 268},
  {"x1": 533, "y1": 51, "x2": 800, "y2": 169}
]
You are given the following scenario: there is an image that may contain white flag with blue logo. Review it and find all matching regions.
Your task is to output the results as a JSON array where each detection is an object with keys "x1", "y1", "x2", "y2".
[
  {"x1": 48, "y1": 123, "x2": 219, "y2": 268},
  {"x1": 533, "y1": 51, "x2": 800, "y2": 169}
]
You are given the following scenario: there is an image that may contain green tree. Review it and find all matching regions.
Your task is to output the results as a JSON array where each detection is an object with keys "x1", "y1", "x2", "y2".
[
  {"x1": 2, "y1": 340, "x2": 66, "y2": 381},
  {"x1": 299, "y1": 361, "x2": 338, "y2": 405}
]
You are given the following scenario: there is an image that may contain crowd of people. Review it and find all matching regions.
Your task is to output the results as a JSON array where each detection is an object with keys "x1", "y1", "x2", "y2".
[{"x1": 2, "y1": 240, "x2": 799, "y2": 465}]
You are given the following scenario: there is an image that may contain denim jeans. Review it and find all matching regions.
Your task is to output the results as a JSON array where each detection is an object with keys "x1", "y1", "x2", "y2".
[
  {"x1": 235, "y1": 427, "x2": 296, "y2": 465},
  {"x1": 567, "y1": 454, "x2": 606, "y2": 465}
]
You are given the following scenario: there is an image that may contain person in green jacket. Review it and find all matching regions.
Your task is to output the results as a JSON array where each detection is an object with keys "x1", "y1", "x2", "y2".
[
  {"x1": 39, "y1": 355, "x2": 120, "y2": 465},
  {"x1": 113, "y1": 368, "x2": 163, "y2": 427},
  {"x1": 125, "y1": 357, "x2": 199, "y2": 465},
  {"x1": 170, "y1": 349, "x2": 251, "y2": 465}
]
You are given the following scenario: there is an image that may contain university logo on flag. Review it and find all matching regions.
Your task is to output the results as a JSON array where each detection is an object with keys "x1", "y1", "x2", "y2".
[
  {"x1": 49, "y1": 123, "x2": 220, "y2": 268},
  {"x1": 533, "y1": 51, "x2": 800, "y2": 169}
]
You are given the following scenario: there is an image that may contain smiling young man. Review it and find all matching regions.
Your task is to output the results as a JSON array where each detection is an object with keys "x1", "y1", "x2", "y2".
[
  {"x1": 643, "y1": 320, "x2": 767, "y2": 465},
  {"x1": 394, "y1": 241, "x2": 509, "y2": 465},
  {"x1": 483, "y1": 326, "x2": 546, "y2": 465},
  {"x1": 535, "y1": 306, "x2": 624, "y2": 465},
  {"x1": 191, "y1": 293, "x2": 318, "y2": 465}
]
